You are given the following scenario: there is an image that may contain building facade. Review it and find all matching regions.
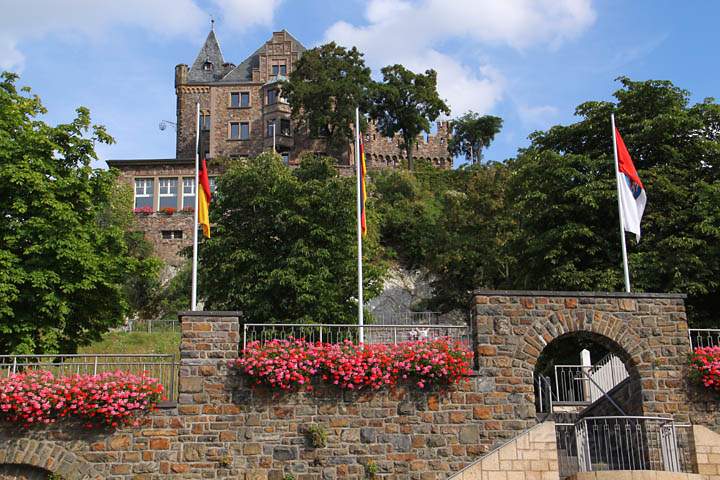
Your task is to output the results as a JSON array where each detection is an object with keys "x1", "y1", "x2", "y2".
[{"x1": 107, "y1": 28, "x2": 453, "y2": 267}]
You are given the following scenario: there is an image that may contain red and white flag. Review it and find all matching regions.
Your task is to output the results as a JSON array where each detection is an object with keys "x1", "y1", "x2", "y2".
[{"x1": 614, "y1": 128, "x2": 646, "y2": 242}]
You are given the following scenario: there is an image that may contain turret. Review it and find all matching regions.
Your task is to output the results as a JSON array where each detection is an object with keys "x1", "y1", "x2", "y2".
[{"x1": 175, "y1": 64, "x2": 188, "y2": 87}]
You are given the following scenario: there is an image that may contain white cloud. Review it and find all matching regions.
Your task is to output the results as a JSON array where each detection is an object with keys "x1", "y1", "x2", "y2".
[
  {"x1": 517, "y1": 104, "x2": 560, "y2": 128},
  {"x1": 211, "y1": 0, "x2": 283, "y2": 30},
  {"x1": 325, "y1": 0, "x2": 596, "y2": 118},
  {"x1": 0, "y1": 0, "x2": 208, "y2": 71},
  {"x1": 0, "y1": 0, "x2": 285, "y2": 71}
]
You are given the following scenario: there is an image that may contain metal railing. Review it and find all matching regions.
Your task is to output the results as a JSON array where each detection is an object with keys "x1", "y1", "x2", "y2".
[
  {"x1": 369, "y1": 311, "x2": 441, "y2": 325},
  {"x1": 576, "y1": 416, "x2": 684, "y2": 473},
  {"x1": 587, "y1": 354, "x2": 630, "y2": 403},
  {"x1": 556, "y1": 417, "x2": 696, "y2": 478},
  {"x1": 126, "y1": 319, "x2": 181, "y2": 333},
  {"x1": 556, "y1": 423, "x2": 580, "y2": 478},
  {"x1": 0, "y1": 354, "x2": 178, "y2": 401},
  {"x1": 554, "y1": 354, "x2": 629, "y2": 405},
  {"x1": 688, "y1": 328, "x2": 720, "y2": 349},
  {"x1": 242, "y1": 323, "x2": 470, "y2": 349},
  {"x1": 535, "y1": 373, "x2": 555, "y2": 416}
]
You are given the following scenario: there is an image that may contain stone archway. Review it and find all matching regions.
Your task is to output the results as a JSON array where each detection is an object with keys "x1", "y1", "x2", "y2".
[
  {"x1": 472, "y1": 291, "x2": 692, "y2": 424},
  {"x1": 0, "y1": 440, "x2": 102, "y2": 480}
]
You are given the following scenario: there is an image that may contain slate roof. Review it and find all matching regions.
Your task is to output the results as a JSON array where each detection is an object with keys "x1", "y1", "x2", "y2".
[
  {"x1": 188, "y1": 30, "x2": 226, "y2": 83},
  {"x1": 188, "y1": 29, "x2": 307, "y2": 84}
]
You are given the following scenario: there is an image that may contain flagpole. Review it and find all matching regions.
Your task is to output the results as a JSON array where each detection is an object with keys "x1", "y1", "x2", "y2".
[
  {"x1": 191, "y1": 102, "x2": 200, "y2": 310},
  {"x1": 355, "y1": 107, "x2": 364, "y2": 343},
  {"x1": 611, "y1": 113, "x2": 631, "y2": 293}
]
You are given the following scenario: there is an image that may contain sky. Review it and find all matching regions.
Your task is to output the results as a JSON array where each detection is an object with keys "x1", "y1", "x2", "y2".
[{"x1": 1, "y1": 0, "x2": 719, "y2": 167}]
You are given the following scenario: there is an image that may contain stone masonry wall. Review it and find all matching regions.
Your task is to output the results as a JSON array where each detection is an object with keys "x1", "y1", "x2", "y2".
[
  {"x1": 472, "y1": 290, "x2": 692, "y2": 423},
  {"x1": 0, "y1": 291, "x2": 718, "y2": 479}
]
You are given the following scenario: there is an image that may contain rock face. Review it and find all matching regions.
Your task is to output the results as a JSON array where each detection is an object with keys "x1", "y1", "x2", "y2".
[{"x1": 366, "y1": 265, "x2": 435, "y2": 322}]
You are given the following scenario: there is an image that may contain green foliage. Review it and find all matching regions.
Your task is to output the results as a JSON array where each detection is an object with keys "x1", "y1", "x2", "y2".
[
  {"x1": 365, "y1": 460, "x2": 379, "y2": 479},
  {"x1": 283, "y1": 474, "x2": 296, "y2": 480},
  {"x1": 371, "y1": 65, "x2": 450, "y2": 169},
  {"x1": 509, "y1": 77, "x2": 720, "y2": 325},
  {"x1": 306, "y1": 423, "x2": 328, "y2": 448},
  {"x1": 448, "y1": 111, "x2": 503, "y2": 164},
  {"x1": 281, "y1": 42, "x2": 373, "y2": 154},
  {"x1": 79, "y1": 331, "x2": 180, "y2": 356},
  {"x1": 199, "y1": 152, "x2": 385, "y2": 323},
  {"x1": 0, "y1": 72, "x2": 156, "y2": 354}
]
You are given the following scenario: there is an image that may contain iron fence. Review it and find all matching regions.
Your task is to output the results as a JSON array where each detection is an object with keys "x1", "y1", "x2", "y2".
[
  {"x1": 241, "y1": 323, "x2": 470, "y2": 349},
  {"x1": 688, "y1": 328, "x2": 720, "y2": 349},
  {"x1": 576, "y1": 416, "x2": 683, "y2": 472},
  {"x1": 0, "y1": 354, "x2": 178, "y2": 402},
  {"x1": 369, "y1": 311, "x2": 441, "y2": 325},
  {"x1": 554, "y1": 354, "x2": 629, "y2": 405},
  {"x1": 556, "y1": 417, "x2": 696, "y2": 478},
  {"x1": 126, "y1": 319, "x2": 181, "y2": 333}
]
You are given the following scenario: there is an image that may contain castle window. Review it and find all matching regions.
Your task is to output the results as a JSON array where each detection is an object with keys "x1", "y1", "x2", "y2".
[
  {"x1": 161, "y1": 230, "x2": 183, "y2": 240},
  {"x1": 281, "y1": 152, "x2": 289, "y2": 164},
  {"x1": 182, "y1": 177, "x2": 195, "y2": 209},
  {"x1": 134, "y1": 178, "x2": 153, "y2": 209},
  {"x1": 209, "y1": 176, "x2": 218, "y2": 194},
  {"x1": 203, "y1": 61, "x2": 213, "y2": 71},
  {"x1": 231, "y1": 92, "x2": 250, "y2": 108},
  {"x1": 200, "y1": 113, "x2": 210, "y2": 131},
  {"x1": 158, "y1": 177, "x2": 178, "y2": 209},
  {"x1": 231, "y1": 122, "x2": 249, "y2": 140},
  {"x1": 280, "y1": 119, "x2": 291, "y2": 136},
  {"x1": 267, "y1": 89, "x2": 278, "y2": 105},
  {"x1": 266, "y1": 119, "x2": 275, "y2": 137},
  {"x1": 272, "y1": 64, "x2": 287, "y2": 76}
]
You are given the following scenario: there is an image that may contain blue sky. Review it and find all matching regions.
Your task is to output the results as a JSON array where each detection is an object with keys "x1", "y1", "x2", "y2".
[{"x1": 2, "y1": 0, "x2": 718, "y2": 167}]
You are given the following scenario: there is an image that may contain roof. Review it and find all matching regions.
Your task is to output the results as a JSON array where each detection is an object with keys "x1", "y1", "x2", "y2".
[
  {"x1": 106, "y1": 158, "x2": 194, "y2": 168},
  {"x1": 188, "y1": 29, "x2": 307, "y2": 85},
  {"x1": 188, "y1": 30, "x2": 226, "y2": 83}
]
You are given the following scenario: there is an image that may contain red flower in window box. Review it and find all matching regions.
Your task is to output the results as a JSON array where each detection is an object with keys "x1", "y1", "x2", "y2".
[
  {"x1": 160, "y1": 207, "x2": 176, "y2": 216},
  {"x1": 182, "y1": 206, "x2": 195, "y2": 213},
  {"x1": 133, "y1": 206, "x2": 153, "y2": 214},
  {"x1": 689, "y1": 346, "x2": 720, "y2": 394}
]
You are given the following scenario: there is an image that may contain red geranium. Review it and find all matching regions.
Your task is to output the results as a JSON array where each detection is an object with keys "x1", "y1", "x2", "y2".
[
  {"x1": 0, "y1": 370, "x2": 164, "y2": 428},
  {"x1": 231, "y1": 338, "x2": 473, "y2": 392},
  {"x1": 689, "y1": 346, "x2": 720, "y2": 393}
]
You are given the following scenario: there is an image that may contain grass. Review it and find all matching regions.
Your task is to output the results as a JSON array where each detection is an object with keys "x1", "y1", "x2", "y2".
[{"x1": 79, "y1": 331, "x2": 181, "y2": 357}]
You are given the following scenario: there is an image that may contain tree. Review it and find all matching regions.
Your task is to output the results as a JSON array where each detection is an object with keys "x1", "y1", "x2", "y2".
[
  {"x1": 448, "y1": 112, "x2": 503, "y2": 164},
  {"x1": 0, "y1": 72, "x2": 156, "y2": 354},
  {"x1": 507, "y1": 77, "x2": 720, "y2": 326},
  {"x1": 371, "y1": 65, "x2": 450, "y2": 170},
  {"x1": 281, "y1": 42, "x2": 373, "y2": 155},
  {"x1": 199, "y1": 152, "x2": 385, "y2": 323}
]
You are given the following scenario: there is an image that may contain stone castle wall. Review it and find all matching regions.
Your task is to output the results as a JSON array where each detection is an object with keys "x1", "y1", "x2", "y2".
[{"x1": 0, "y1": 291, "x2": 717, "y2": 480}]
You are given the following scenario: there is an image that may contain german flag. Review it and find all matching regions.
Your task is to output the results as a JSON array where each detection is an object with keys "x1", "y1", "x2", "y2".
[
  {"x1": 359, "y1": 135, "x2": 367, "y2": 236},
  {"x1": 198, "y1": 158, "x2": 211, "y2": 238}
]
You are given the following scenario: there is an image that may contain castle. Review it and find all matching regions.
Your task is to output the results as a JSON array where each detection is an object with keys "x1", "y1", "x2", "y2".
[{"x1": 107, "y1": 28, "x2": 453, "y2": 267}]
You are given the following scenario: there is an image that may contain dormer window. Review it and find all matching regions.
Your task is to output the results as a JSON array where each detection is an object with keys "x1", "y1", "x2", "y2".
[{"x1": 203, "y1": 61, "x2": 213, "y2": 71}]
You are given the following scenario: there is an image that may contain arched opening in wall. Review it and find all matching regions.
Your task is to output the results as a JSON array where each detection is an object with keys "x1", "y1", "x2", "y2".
[
  {"x1": 533, "y1": 331, "x2": 642, "y2": 418},
  {"x1": 0, "y1": 464, "x2": 54, "y2": 480}
]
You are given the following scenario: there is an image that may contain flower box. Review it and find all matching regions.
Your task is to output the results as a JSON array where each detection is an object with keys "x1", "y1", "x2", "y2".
[
  {"x1": 133, "y1": 206, "x2": 153, "y2": 214},
  {"x1": 230, "y1": 338, "x2": 473, "y2": 392},
  {"x1": 0, "y1": 370, "x2": 164, "y2": 428},
  {"x1": 689, "y1": 346, "x2": 720, "y2": 393}
]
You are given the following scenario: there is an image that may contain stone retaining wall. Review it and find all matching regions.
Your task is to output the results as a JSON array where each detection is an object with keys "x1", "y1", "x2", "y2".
[{"x1": 0, "y1": 291, "x2": 717, "y2": 479}]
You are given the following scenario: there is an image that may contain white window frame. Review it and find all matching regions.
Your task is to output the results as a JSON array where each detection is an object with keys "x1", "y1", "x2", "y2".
[
  {"x1": 182, "y1": 177, "x2": 195, "y2": 209},
  {"x1": 158, "y1": 177, "x2": 178, "y2": 209},
  {"x1": 134, "y1": 178, "x2": 154, "y2": 209}
]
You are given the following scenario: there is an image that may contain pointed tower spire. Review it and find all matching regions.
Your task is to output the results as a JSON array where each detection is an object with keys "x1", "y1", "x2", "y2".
[{"x1": 188, "y1": 26, "x2": 225, "y2": 83}]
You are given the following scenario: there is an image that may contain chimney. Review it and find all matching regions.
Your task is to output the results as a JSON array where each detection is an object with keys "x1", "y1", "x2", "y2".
[{"x1": 175, "y1": 64, "x2": 188, "y2": 88}]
